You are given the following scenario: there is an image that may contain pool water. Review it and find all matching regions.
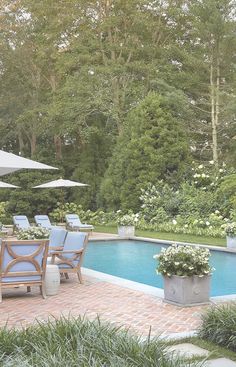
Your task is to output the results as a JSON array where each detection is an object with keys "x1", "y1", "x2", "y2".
[{"x1": 84, "y1": 240, "x2": 236, "y2": 297}]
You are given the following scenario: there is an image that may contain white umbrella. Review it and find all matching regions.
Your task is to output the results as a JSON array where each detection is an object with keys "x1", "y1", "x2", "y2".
[
  {"x1": 33, "y1": 179, "x2": 89, "y2": 222},
  {"x1": 33, "y1": 178, "x2": 88, "y2": 188},
  {"x1": 0, "y1": 150, "x2": 57, "y2": 176},
  {"x1": 0, "y1": 181, "x2": 19, "y2": 188}
]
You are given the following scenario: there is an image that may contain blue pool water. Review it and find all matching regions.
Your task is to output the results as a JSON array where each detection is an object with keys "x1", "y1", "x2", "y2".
[{"x1": 84, "y1": 240, "x2": 236, "y2": 297}]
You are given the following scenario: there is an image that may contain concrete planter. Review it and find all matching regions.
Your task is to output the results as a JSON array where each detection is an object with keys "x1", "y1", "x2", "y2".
[
  {"x1": 118, "y1": 225, "x2": 135, "y2": 237},
  {"x1": 226, "y1": 236, "x2": 236, "y2": 249},
  {"x1": 163, "y1": 274, "x2": 211, "y2": 306}
]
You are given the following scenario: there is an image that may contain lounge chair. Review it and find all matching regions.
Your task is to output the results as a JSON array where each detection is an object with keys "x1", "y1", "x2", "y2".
[
  {"x1": 35, "y1": 215, "x2": 54, "y2": 229},
  {"x1": 50, "y1": 232, "x2": 88, "y2": 283},
  {"x1": 0, "y1": 239, "x2": 49, "y2": 301},
  {"x1": 13, "y1": 215, "x2": 31, "y2": 231},
  {"x1": 65, "y1": 214, "x2": 94, "y2": 232}
]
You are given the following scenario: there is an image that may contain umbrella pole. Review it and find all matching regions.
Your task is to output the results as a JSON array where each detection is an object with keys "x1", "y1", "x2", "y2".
[{"x1": 60, "y1": 189, "x2": 65, "y2": 223}]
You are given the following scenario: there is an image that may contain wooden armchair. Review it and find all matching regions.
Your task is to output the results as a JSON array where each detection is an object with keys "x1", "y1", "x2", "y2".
[
  {"x1": 0, "y1": 239, "x2": 49, "y2": 301},
  {"x1": 50, "y1": 232, "x2": 88, "y2": 283}
]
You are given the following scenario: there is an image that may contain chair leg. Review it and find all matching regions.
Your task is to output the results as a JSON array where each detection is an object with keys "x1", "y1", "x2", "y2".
[
  {"x1": 65, "y1": 273, "x2": 69, "y2": 279},
  {"x1": 27, "y1": 286, "x2": 31, "y2": 293},
  {"x1": 0, "y1": 287, "x2": 2, "y2": 303},
  {"x1": 77, "y1": 268, "x2": 83, "y2": 284},
  {"x1": 40, "y1": 284, "x2": 47, "y2": 299}
]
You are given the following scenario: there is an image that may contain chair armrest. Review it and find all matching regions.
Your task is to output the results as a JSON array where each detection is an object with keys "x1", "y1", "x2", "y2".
[
  {"x1": 49, "y1": 246, "x2": 63, "y2": 251},
  {"x1": 50, "y1": 249, "x2": 83, "y2": 255}
]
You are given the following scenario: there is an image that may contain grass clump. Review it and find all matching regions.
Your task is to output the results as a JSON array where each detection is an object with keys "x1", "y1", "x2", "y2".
[
  {"x1": 198, "y1": 303, "x2": 236, "y2": 351},
  {"x1": 0, "y1": 316, "x2": 201, "y2": 367}
]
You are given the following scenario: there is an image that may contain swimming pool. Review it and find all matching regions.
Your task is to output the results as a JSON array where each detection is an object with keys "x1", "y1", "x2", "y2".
[{"x1": 84, "y1": 240, "x2": 236, "y2": 297}]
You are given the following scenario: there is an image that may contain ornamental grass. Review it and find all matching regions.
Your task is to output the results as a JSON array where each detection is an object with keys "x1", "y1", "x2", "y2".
[{"x1": 0, "y1": 316, "x2": 199, "y2": 366}]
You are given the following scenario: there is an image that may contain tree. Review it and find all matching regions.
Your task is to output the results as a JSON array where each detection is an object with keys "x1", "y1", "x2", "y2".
[
  {"x1": 190, "y1": 0, "x2": 236, "y2": 166},
  {"x1": 100, "y1": 92, "x2": 190, "y2": 210}
]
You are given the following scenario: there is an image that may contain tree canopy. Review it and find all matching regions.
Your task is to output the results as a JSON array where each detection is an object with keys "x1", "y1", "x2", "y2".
[{"x1": 0, "y1": 0, "x2": 235, "y2": 215}]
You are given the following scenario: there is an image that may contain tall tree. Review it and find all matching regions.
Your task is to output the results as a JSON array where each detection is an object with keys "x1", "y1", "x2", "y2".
[{"x1": 100, "y1": 93, "x2": 190, "y2": 210}]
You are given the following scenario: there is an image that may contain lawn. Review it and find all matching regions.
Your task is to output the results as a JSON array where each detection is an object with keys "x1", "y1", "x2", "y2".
[{"x1": 95, "y1": 225, "x2": 226, "y2": 247}]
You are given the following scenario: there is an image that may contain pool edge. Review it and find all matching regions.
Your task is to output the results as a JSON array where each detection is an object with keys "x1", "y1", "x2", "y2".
[{"x1": 82, "y1": 267, "x2": 236, "y2": 303}]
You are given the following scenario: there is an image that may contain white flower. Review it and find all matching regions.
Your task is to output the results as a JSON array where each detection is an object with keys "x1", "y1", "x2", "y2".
[
  {"x1": 172, "y1": 219, "x2": 177, "y2": 225},
  {"x1": 198, "y1": 164, "x2": 203, "y2": 169},
  {"x1": 206, "y1": 221, "x2": 210, "y2": 226},
  {"x1": 209, "y1": 160, "x2": 214, "y2": 164}
]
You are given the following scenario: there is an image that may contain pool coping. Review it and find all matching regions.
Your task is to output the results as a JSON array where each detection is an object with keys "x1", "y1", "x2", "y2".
[{"x1": 88, "y1": 234, "x2": 236, "y2": 302}]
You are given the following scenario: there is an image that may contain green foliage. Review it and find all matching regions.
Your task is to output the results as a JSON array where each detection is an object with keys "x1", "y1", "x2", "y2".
[
  {"x1": 177, "y1": 183, "x2": 218, "y2": 218},
  {"x1": 225, "y1": 222, "x2": 236, "y2": 236},
  {"x1": 198, "y1": 304, "x2": 236, "y2": 351},
  {"x1": 0, "y1": 316, "x2": 197, "y2": 366},
  {"x1": 1, "y1": 171, "x2": 61, "y2": 222},
  {"x1": 154, "y1": 244, "x2": 213, "y2": 277},
  {"x1": 0, "y1": 0, "x2": 236, "y2": 222},
  {"x1": 17, "y1": 227, "x2": 50, "y2": 240},
  {"x1": 49, "y1": 202, "x2": 117, "y2": 225},
  {"x1": 217, "y1": 174, "x2": 236, "y2": 215},
  {"x1": 71, "y1": 115, "x2": 113, "y2": 210},
  {"x1": 0, "y1": 202, "x2": 8, "y2": 223},
  {"x1": 100, "y1": 93, "x2": 190, "y2": 211}
]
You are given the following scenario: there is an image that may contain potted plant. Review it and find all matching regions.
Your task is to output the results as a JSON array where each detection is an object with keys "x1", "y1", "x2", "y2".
[
  {"x1": 153, "y1": 244, "x2": 213, "y2": 306},
  {"x1": 117, "y1": 213, "x2": 139, "y2": 237},
  {"x1": 17, "y1": 227, "x2": 50, "y2": 240},
  {"x1": 225, "y1": 223, "x2": 236, "y2": 249}
]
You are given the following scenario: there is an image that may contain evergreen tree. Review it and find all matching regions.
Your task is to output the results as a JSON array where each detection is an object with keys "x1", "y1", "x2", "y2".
[{"x1": 100, "y1": 93, "x2": 190, "y2": 210}]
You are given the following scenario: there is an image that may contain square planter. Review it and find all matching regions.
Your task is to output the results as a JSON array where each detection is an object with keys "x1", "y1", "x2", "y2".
[
  {"x1": 226, "y1": 236, "x2": 236, "y2": 249},
  {"x1": 118, "y1": 225, "x2": 135, "y2": 237},
  {"x1": 163, "y1": 274, "x2": 211, "y2": 306}
]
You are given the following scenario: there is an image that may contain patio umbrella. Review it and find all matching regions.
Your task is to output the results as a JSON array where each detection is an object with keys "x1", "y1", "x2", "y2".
[
  {"x1": 0, "y1": 150, "x2": 57, "y2": 176},
  {"x1": 0, "y1": 181, "x2": 19, "y2": 188},
  {"x1": 33, "y1": 179, "x2": 89, "y2": 221},
  {"x1": 33, "y1": 178, "x2": 88, "y2": 189}
]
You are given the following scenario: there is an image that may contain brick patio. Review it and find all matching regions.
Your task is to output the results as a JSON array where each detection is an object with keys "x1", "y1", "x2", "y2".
[
  {"x1": 0, "y1": 231, "x2": 213, "y2": 337},
  {"x1": 0, "y1": 272, "x2": 208, "y2": 336}
]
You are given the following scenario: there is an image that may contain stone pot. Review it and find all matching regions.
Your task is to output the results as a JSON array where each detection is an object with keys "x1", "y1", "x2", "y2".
[
  {"x1": 163, "y1": 274, "x2": 211, "y2": 306},
  {"x1": 118, "y1": 225, "x2": 135, "y2": 237},
  {"x1": 226, "y1": 235, "x2": 236, "y2": 249}
]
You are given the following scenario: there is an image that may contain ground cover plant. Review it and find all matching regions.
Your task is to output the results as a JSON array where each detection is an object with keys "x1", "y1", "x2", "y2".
[
  {"x1": 198, "y1": 303, "x2": 236, "y2": 352},
  {"x1": 0, "y1": 316, "x2": 200, "y2": 367}
]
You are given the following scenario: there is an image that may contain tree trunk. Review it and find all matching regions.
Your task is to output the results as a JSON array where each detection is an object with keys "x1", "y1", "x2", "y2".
[
  {"x1": 30, "y1": 133, "x2": 37, "y2": 157},
  {"x1": 54, "y1": 135, "x2": 62, "y2": 160},
  {"x1": 210, "y1": 60, "x2": 218, "y2": 167},
  {"x1": 18, "y1": 131, "x2": 25, "y2": 156}
]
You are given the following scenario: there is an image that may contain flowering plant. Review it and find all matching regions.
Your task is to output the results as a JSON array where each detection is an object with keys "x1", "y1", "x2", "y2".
[
  {"x1": 225, "y1": 223, "x2": 236, "y2": 236},
  {"x1": 117, "y1": 213, "x2": 139, "y2": 226},
  {"x1": 17, "y1": 227, "x2": 50, "y2": 240},
  {"x1": 153, "y1": 244, "x2": 213, "y2": 277}
]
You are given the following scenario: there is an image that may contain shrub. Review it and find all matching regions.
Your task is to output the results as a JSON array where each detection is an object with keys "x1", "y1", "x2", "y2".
[
  {"x1": 49, "y1": 202, "x2": 118, "y2": 225},
  {"x1": 154, "y1": 244, "x2": 213, "y2": 277},
  {"x1": 225, "y1": 222, "x2": 236, "y2": 236},
  {"x1": 198, "y1": 304, "x2": 236, "y2": 351},
  {"x1": 17, "y1": 227, "x2": 50, "y2": 240},
  {"x1": 117, "y1": 213, "x2": 139, "y2": 226}
]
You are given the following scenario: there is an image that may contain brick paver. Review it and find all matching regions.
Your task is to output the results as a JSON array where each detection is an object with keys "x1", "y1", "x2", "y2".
[
  {"x1": 0, "y1": 231, "x2": 211, "y2": 336},
  {"x1": 0, "y1": 274, "x2": 208, "y2": 336}
]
